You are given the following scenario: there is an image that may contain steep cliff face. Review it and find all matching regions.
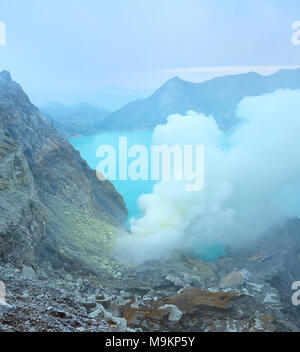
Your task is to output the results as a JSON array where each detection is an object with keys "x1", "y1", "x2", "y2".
[{"x1": 0, "y1": 71, "x2": 127, "y2": 272}]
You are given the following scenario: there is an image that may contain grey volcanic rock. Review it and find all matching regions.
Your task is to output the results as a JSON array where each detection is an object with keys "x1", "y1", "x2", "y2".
[
  {"x1": 219, "y1": 270, "x2": 245, "y2": 289},
  {"x1": 0, "y1": 264, "x2": 116, "y2": 332},
  {"x1": 0, "y1": 128, "x2": 45, "y2": 268},
  {"x1": 0, "y1": 70, "x2": 127, "y2": 272},
  {"x1": 41, "y1": 103, "x2": 110, "y2": 138},
  {"x1": 104, "y1": 68, "x2": 300, "y2": 131},
  {"x1": 21, "y1": 266, "x2": 36, "y2": 279},
  {"x1": 85, "y1": 222, "x2": 300, "y2": 332},
  {"x1": 217, "y1": 219, "x2": 300, "y2": 328}
]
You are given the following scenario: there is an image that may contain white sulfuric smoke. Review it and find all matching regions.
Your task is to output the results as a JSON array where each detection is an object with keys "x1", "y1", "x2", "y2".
[{"x1": 114, "y1": 89, "x2": 300, "y2": 263}]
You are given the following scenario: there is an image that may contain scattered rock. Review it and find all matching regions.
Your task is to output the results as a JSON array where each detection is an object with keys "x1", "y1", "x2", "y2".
[
  {"x1": 219, "y1": 271, "x2": 245, "y2": 289},
  {"x1": 21, "y1": 266, "x2": 36, "y2": 280},
  {"x1": 65, "y1": 273, "x2": 73, "y2": 281},
  {"x1": 166, "y1": 275, "x2": 185, "y2": 288},
  {"x1": 0, "y1": 266, "x2": 115, "y2": 332},
  {"x1": 159, "y1": 304, "x2": 183, "y2": 323}
]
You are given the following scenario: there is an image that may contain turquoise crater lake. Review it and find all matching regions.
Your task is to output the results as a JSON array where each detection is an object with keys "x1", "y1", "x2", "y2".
[
  {"x1": 70, "y1": 130, "x2": 225, "y2": 262},
  {"x1": 70, "y1": 130, "x2": 155, "y2": 220}
]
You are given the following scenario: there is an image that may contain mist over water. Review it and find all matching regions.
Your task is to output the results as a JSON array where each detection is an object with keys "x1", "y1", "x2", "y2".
[
  {"x1": 115, "y1": 89, "x2": 300, "y2": 264},
  {"x1": 70, "y1": 90, "x2": 300, "y2": 264}
]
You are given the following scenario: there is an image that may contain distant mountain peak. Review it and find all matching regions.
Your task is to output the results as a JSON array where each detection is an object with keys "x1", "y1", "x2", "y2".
[
  {"x1": 164, "y1": 76, "x2": 184, "y2": 85},
  {"x1": 169, "y1": 76, "x2": 181, "y2": 81},
  {"x1": 0, "y1": 70, "x2": 12, "y2": 81},
  {"x1": 155, "y1": 76, "x2": 187, "y2": 94}
]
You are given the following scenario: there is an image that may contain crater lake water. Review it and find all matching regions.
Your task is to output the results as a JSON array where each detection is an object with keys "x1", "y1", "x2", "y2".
[
  {"x1": 70, "y1": 130, "x2": 225, "y2": 262},
  {"x1": 70, "y1": 130, "x2": 155, "y2": 220}
]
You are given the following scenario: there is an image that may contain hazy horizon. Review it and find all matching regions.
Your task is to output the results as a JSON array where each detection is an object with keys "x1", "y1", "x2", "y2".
[{"x1": 1, "y1": 0, "x2": 300, "y2": 107}]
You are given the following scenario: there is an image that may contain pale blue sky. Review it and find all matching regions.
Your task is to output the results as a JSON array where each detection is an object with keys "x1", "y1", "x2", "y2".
[{"x1": 1, "y1": 0, "x2": 300, "y2": 104}]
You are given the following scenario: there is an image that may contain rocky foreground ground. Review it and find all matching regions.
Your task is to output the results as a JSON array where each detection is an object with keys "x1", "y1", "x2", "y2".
[
  {"x1": 0, "y1": 265, "x2": 116, "y2": 332},
  {"x1": 1, "y1": 219, "x2": 300, "y2": 332}
]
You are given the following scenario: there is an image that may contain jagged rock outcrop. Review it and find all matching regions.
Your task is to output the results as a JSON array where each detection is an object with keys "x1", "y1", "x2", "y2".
[{"x1": 0, "y1": 71, "x2": 127, "y2": 273}]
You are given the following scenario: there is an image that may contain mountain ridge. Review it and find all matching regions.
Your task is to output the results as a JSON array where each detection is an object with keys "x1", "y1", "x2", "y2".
[
  {"x1": 103, "y1": 68, "x2": 300, "y2": 131},
  {"x1": 40, "y1": 102, "x2": 110, "y2": 138}
]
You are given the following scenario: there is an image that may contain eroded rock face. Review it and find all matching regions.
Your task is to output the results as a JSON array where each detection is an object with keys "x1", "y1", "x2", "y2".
[
  {"x1": 0, "y1": 128, "x2": 45, "y2": 268},
  {"x1": 0, "y1": 71, "x2": 127, "y2": 272}
]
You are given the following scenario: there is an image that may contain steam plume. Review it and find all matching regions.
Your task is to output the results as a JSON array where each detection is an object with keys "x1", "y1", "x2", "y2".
[{"x1": 115, "y1": 89, "x2": 300, "y2": 263}]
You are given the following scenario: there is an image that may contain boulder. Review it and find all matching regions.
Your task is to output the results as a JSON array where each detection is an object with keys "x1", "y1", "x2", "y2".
[
  {"x1": 158, "y1": 304, "x2": 183, "y2": 323},
  {"x1": 21, "y1": 266, "x2": 36, "y2": 280},
  {"x1": 219, "y1": 271, "x2": 245, "y2": 289}
]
